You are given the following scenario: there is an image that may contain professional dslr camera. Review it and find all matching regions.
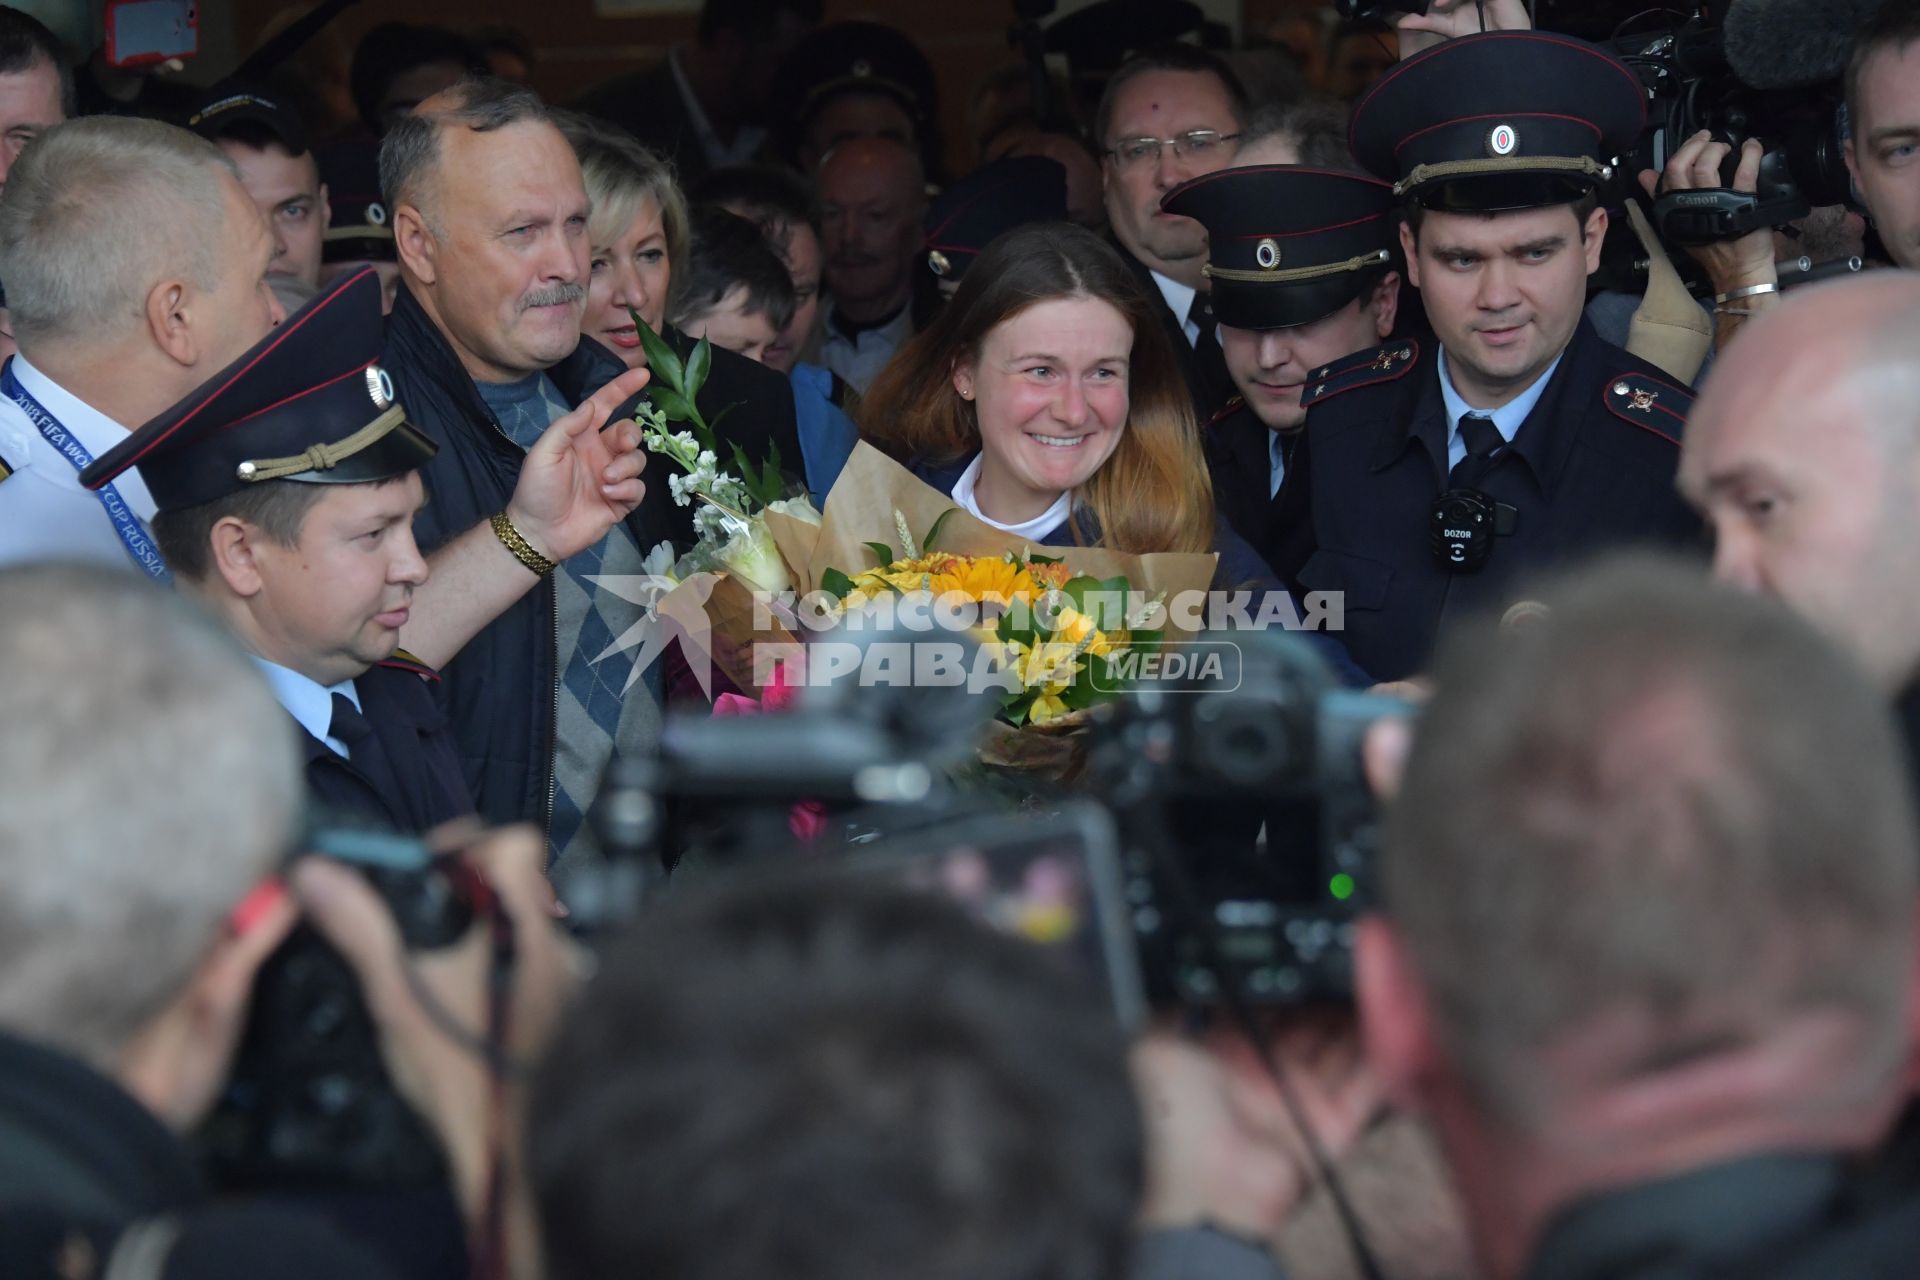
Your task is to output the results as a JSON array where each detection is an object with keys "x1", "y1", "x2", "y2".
[{"x1": 198, "y1": 825, "x2": 477, "y2": 1191}]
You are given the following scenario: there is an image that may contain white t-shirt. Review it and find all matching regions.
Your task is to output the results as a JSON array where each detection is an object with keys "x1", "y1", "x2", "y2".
[
  {"x1": 950, "y1": 454, "x2": 1072, "y2": 543},
  {"x1": 0, "y1": 355, "x2": 157, "y2": 571}
]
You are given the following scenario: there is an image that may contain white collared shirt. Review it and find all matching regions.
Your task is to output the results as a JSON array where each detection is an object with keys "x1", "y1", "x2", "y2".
[
  {"x1": 667, "y1": 46, "x2": 767, "y2": 171},
  {"x1": 950, "y1": 454, "x2": 1072, "y2": 543},
  {"x1": 0, "y1": 355, "x2": 159, "y2": 571},
  {"x1": 251, "y1": 656, "x2": 364, "y2": 760},
  {"x1": 1437, "y1": 347, "x2": 1566, "y2": 473},
  {"x1": 1270, "y1": 430, "x2": 1287, "y2": 499},
  {"x1": 818, "y1": 304, "x2": 915, "y2": 394},
  {"x1": 1151, "y1": 270, "x2": 1200, "y2": 347}
]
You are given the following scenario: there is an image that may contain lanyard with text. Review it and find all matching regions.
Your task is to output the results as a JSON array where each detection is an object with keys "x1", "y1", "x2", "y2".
[{"x1": 2, "y1": 358, "x2": 172, "y2": 585}]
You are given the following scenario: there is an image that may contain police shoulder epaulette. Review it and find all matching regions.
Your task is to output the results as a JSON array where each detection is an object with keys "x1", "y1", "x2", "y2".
[
  {"x1": 1207, "y1": 395, "x2": 1246, "y2": 428},
  {"x1": 1300, "y1": 339, "x2": 1421, "y2": 409},
  {"x1": 377, "y1": 648, "x2": 440, "y2": 681},
  {"x1": 1601, "y1": 370, "x2": 1691, "y2": 446}
]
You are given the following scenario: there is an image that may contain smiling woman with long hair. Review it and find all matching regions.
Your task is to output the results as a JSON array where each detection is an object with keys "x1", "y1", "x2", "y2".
[{"x1": 861, "y1": 222, "x2": 1265, "y2": 582}]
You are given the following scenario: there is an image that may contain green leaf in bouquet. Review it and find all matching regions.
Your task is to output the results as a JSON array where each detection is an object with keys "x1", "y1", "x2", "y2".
[
  {"x1": 1026, "y1": 552, "x2": 1065, "y2": 565},
  {"x1": 821, "y1": 567, "x2": 856, "y2": 600},
  {"x1": 729, "y1": 440, "x2": 785, "y2": 509},
  {"x1": 921, "y1": 506, "x2": 960, "y2": 553},
  {"x1": 646, "y1": 385, "x2": 698, "y2": 424},
  {"x1": 631, "y1": 311, "x2": 687, "y2": 393},
  {"x1": 683, "y1": 336, "x2": 712, "y2": 400},
  {"x1": 862, "y1": 540, "x2": 896, "y2": 568},
  {"x1": 763, "y1": 436, "x2": 784, "y2": 489},
  {"x1": 1000, "y1": 693, "x2": 1034, "y2": 728}
]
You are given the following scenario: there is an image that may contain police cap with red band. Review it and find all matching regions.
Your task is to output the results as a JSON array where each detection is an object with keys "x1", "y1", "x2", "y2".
[
  {"x1": 1161, "y1": 165, "x2": 1396, "y2": 331},
  {"x1": 924, "y1": 155, "x2": 1070, "y2": 281},
  {"x1": 1348, "y1": 31, "x2": 1645, "y2": 212},
  {"x1": 78, "y1": 268, "x2": 436, "y2": 511}
]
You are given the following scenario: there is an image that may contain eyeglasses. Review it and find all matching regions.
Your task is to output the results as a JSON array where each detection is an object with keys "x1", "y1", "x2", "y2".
[{"x1": 1104, "y1": 130, "x2": 1241, "y2": 170}]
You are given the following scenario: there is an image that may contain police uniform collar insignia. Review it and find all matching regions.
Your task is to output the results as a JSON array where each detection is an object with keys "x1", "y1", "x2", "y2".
[
  {"x1": 927, "y1": 249, "x2": 951, "y2": 278},
  {"x1": 1301, "y1": 340, "x2": 1422, "y2": 410}
]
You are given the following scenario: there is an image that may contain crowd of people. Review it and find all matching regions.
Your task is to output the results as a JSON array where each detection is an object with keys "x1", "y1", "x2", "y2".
[{"x1": 4, "y1": 0, "x2": 1920, "y2": 1276}]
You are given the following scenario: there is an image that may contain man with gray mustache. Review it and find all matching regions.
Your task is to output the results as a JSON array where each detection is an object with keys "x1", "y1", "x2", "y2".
[{"x1": 379, "y1": 76, "x2": 666, "y2": 874}]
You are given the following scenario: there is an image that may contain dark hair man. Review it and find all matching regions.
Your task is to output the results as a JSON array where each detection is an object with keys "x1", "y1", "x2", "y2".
[
  {"x1": 671, "y1": 206, "x2": 795, "y2": 366},
  {"x1": 0, "y1": 5, "x2": 68, "y2": 194},
  {"x1": 530, "y1": 874, "x2": 1144, "y2": 1280},
  {"x1": 572, "y1": 0, "x2": 822, "y2": 184},
  {"x1": 1165, "y1": 164, "x2": 1401, "y2": 582},
  {"x1": 380, "y1": 77, "x2": 799, "y2": 869},
  {"x1": 188, "y1": 88, "x2": 330, "y2": 294},
  {"x1": 348, "y1": 23, "x2": 488, "y2": 137},
  {"x1": 1359, "y1": 554, "x2": 1919, "y2": 1278},
  {"x1": 1094, "y1": 45, "x2": 1247, "y2": 421},
  {"x1": 692, "y1": 164, "x2": 824, "y2": 373},
  {"x1": 1847, "y1": 2, "x2": 1920, "y2": 274},
  {"x1": 1642, "y1": 0, "x2": 1920, "y2": 351},
  {"x1": 1289, "y1": 33, "x2": 1700, "y2": 681}
]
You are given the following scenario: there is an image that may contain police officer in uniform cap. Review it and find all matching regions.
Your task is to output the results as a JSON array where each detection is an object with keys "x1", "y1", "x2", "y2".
[
  {"x1": 1161, "y1": 163, "x2": 1402, "y2": 587},
  {"x1": 922, "y1": 154, "x2": 1070, "y2": 299},
  {"x1": 79, "y1": 268, "x2": 472, "y2": 835},
  {"x1": 1293, "y1": 31, "x2": 1700, "y2": 681}
]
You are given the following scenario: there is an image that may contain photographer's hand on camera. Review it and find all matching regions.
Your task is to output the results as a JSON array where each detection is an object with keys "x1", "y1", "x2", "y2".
[
  {"x1": 1392, "y1": 0, "x2": 1531, "y2": 58},
  {"x1": 291, "y1": 825, "x2": 583, "y2": 1273},
  {"x1": 1133, "y1": 1015, "x2": 1384, "y2": 1244},
  {"x1": 1639, "y1": 132, "x2": 1781, "y2": 348},
  {"x1": 118, "y1": 883, "x2": 302, "y2": 1134}
]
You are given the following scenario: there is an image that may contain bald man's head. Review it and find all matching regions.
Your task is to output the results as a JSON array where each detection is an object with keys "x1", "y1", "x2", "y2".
[
  {"x1": 1681, "y1": 272, "x2": 1920, "y2": 691},
  {"x1": 818, "y1": 137, "x2": 926, "y2": 323}
]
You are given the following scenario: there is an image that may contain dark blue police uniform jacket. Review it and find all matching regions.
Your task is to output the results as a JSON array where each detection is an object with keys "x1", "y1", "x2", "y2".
[
  {"x1": 1290, "y1": 317, "x2": 1701, "y2": 682},
  {"x1": 301, "y1": 652, "x2": 475, "y2": 834},
  {"x1": 903, "y1": 453, "x2": 1369, "y2": 686}
]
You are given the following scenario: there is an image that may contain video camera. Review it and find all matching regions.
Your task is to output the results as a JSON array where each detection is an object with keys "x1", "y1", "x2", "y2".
[
  {"x1": 576, "y1": 627, "x2": 1409, "y2": 1015},
  {"x1": 1610, "y1": 11, "x2": 1853, "y2": 247}
]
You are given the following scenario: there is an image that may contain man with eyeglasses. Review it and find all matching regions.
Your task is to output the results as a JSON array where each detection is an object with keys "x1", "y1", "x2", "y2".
[{"x1": 1093, "y1": 45, "x2": 1245, "y2": 421}]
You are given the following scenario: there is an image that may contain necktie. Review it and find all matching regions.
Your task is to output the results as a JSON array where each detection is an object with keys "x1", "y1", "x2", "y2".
[
  {"x1": 1188, "y1": 291, "x2": 1220, "y2": 357},
  {"x1": 1450, "y1": 413, "x2": 1506, "y2": 488},
  {"x1": 329, "y1": 692, "x2": 372, "y2": 752}
]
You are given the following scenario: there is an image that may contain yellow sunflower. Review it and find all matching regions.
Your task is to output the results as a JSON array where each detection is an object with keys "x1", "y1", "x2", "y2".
[{"x1": 926, "y1": 554, "x2": 1037, "y2": 607}]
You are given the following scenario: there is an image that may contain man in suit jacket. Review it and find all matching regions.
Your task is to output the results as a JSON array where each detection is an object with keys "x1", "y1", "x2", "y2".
[
  {"x1": 571, "y1": 0, "x2": 819, "y2": 185},
  {"x1": 1093, "y1": 46, "x2": 1247, "y2": 422}
]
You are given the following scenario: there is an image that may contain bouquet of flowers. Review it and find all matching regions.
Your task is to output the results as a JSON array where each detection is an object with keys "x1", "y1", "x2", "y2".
[
  {"x1": 612, "y1": 321, "x2": 824, "y2": 696},
  {"x1": 808, "y1": 445, "x2": 1219, "y2": 782},
  {"x1": 627, "y1": 318, "x2": 819, "y2": 593},
  {"x1": 826, "y1": 533, "x2": 1161, "y2": 730}
]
